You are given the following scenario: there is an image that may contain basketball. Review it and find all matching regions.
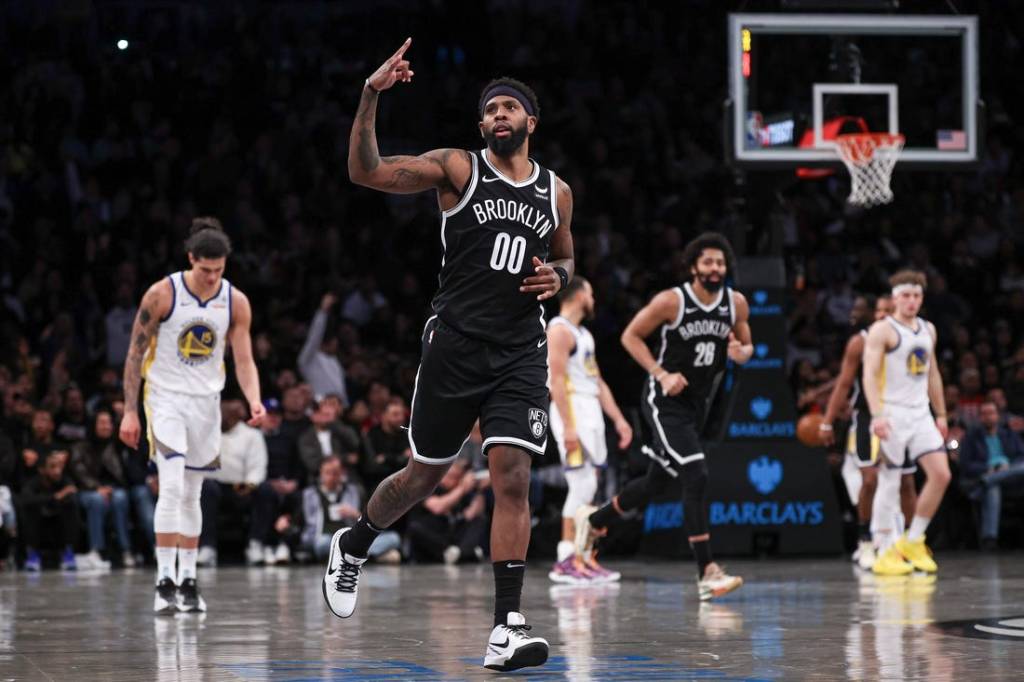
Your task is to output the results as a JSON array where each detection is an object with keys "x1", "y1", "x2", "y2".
[{"x1": 797, "y1": 413, "x2": 825, "y2": 446}]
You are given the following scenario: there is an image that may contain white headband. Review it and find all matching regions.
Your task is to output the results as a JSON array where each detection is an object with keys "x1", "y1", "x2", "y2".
[{"x1": 891, "y1": 283, "x2": 923, "y2": 296}]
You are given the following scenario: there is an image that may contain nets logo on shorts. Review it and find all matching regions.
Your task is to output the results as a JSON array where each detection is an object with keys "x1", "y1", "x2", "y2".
[
  {"x1": 907, "y1": 346, "x2": 929, "y2": 376},
  {"x1": 177, "y1": 320, "x2": 218, "y2": 366},
  {"x1": 528, "y1": 408, "x2": 548, "y2": 439}
]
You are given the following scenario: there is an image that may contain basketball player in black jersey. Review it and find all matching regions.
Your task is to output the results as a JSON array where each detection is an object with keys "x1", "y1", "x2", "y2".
[
  {"x1": 321, "y1": 39, "x2": 573, "y2": 672},
  {"x1": 820, "y1": 294, "x2": 917, "y2": 572},
  {"x1": 576, "y1": 233, "x2": 753, "y2": 600}
]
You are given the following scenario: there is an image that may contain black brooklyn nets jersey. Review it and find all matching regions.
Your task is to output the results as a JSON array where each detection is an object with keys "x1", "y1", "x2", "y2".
[
  {"x1": 655, "y1": 282, "x2": 736, "y2": 401},
  {"x1": 431, "y1": 149, "x2": 559, "y2": 345},
  {"x1": 849, "y1": 329, "x2": 870, "y2": 412}
]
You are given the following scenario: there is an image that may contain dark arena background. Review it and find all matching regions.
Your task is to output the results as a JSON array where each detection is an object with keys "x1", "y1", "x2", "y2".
[{"x1": 2, "y1": 1, "x2": 1024, "y2": 680}]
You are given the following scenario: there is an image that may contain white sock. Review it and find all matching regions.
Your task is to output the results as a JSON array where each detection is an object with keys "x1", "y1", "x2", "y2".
[
  {"x1": 556, "y1": 540, "x2": 574, "y2": 563},
  {"x1": 178, "y1": 548, "x2": 198, "y2": 582},
  {"x1": 156, "y1": 546, "x2": 177, "y2": 583},
  {"x1": 907, "y1": 516, "x2": 930, "y2": 542}
]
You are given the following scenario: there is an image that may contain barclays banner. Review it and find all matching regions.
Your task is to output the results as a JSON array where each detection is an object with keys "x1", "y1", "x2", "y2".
[{"x1": 639, "y1": 442, "x2": 842, "y2": 556}]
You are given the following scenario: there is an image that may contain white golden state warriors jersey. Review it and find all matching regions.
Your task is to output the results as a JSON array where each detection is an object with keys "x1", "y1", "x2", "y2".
[
  {"x1": 143, "y1": 272, "x2": 232, "y2": 396},
  {"x1": 549, "y1": 316, "x2": 599, "y2": 398},
  {"x1": 880, "y1": 316, "x2": 933, "y2": 409}
]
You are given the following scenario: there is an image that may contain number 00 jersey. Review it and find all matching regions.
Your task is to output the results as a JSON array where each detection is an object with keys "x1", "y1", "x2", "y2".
[
  {"x1": 654, "y1": 283, "x2": 736, "y2": 402},
  {"x1": 143, "y1": 272, "x2": 232, "y2": 396},
  {"x1": 431, "y1": 149, "x2": 559, "y2": 346}
]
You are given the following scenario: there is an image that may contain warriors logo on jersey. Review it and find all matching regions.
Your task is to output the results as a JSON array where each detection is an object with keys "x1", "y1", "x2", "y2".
[
  {"x1": 907, "y1": 346, "x2": 929, "y2": 376},
  {"x1": 582, "y1": 351, "x2": 598, "y2": 377},
  {"x1": 177, "y1": 321, "x2": 218, "y2": 366}
]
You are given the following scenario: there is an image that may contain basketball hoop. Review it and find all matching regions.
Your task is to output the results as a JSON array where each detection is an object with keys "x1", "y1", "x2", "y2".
[{"x1": 834, "y1": 132, "x2": 904, "y2": 208}]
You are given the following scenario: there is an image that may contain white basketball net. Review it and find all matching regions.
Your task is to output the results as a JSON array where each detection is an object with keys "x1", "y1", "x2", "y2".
[{"x1": 834, "y1": 133, "x2": 905, "y2": 208}]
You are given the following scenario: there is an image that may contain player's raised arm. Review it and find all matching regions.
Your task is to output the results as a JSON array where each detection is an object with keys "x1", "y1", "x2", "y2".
[
  {"x1": 727, "y1": 291, "x2": 754, "y2": 365},
  {"x1": 926, "y1": 321, "x2": 948, "y2": 439},
  {"x1": 862, "y1": 320, "x2": 892, "y2": 440},
  {"x1": 621, "y1": 289, "x2": 687, "y2": 396},
  {"x1": 228, "y1": 288, "x2": 264, "y2": 427},
  {"x1": 521, "y1": 177, "x2": 574, "y2": 301},
  {"x1": 820, "y1": 333, "x2": 866, "y2": 446},
  {"x1": 119, "y1": 280, "x2": 172, "y2": 448},
  {"x1": 348, "y1": 38, "x2": 470, "y2": 196}
]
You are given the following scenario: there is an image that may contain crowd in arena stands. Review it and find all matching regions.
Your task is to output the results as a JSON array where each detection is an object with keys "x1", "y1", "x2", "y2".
[{"x1": 3, "y1": 2, "x2": 1024, "y2": 568}]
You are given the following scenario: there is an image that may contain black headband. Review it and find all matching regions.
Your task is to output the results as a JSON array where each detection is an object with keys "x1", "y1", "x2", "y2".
[{"x1": 480, "y1": 85, "x2": 535, "y2": 118}]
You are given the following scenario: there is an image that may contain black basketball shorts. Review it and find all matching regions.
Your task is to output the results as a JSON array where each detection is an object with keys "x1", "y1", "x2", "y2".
[
  {"x1": 408, "y1": 316, "x2": 550, "y2": 464},
  {"x1": 639, "y1": 377, "x2": 705, "y2": 475}
]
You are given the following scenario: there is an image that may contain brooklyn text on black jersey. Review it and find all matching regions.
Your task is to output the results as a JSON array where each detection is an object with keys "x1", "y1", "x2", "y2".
[
  {"x1": 653, "y1": 282, "x2": 736, "y2": 401},
  {"x1": 431, "y1": 149, "x2": 559, "y2": 346}
]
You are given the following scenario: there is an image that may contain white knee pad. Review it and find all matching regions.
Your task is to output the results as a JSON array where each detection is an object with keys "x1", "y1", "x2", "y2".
[
  {"x1": 562, "y1": 465, "x2": 598, "y2": 518},
  {"x1": 154, "y1": 452, "x2": 184, "y2": 535},
  {"x1": 179, "y1": 470, "x2": 205, "y2": 538},
  {"x1": 871, "y1": 464, "x2": 904, "y2": 541}
]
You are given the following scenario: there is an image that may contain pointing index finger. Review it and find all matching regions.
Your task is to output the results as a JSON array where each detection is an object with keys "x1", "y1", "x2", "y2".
[{"x1": 390, "y1": 37, "x2": 412, "y2": 63}]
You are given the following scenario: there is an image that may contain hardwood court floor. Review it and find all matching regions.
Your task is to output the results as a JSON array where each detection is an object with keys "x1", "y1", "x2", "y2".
[{"x1": 1, "y1": 555, "x2": 1022, "y2": 680}]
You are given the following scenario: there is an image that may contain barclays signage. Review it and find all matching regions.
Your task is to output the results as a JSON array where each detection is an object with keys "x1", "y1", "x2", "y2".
[
  {"x1": 744, "y1": 342, "x2": 784, "y2": 370},
  {"x1": 711, "y1": 455, "x2": 824, "y2": 527},
  {"x1": 727, "y1": 396, "x2": 796, "y2": 438},
  {"x1": 748, "y1": 289, "x2": 783, "y2": 317}
]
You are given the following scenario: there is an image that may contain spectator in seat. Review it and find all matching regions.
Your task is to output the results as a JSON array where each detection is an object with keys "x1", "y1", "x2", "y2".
[
  {"x1": 69, "y1": 410, "x2": 133, "y2": 569},
  {"x1": 55, "y1": 385, "x2": 88, "y2": 445},
  {"x1": 298, "y1": 399, "x2": 361, "y2": 481},
  {"x1": 120, "y1": 426, "x2": 157, "y2": 561},
  {"x1": 20, "y1": 451, "x2": 79, "y2": 571},
  {"x1": 300, "y1": 455, "x2": 401, "y2": 563},
  {"x1": 959, "y1": 368, "x2": 985, "y2": 423},
  {"x1": 15, "y1": 409, "x2": 57, "y2": 490},
  {"x1": 198, "y1": 400, "x2": 267, "y2": 567},
  {"x1": 960, "y1": 400, "x2": 1024, "y2": 550},
  {"x1": 297, "y1": 293, "x2": 350, "y2": 407},
  {"x1": 251, "y1": 400, "x2": 306, "y2": 566},
  {"x1": 406, "y1": 459, "x2": 488, "y2": 564},
  {"x1": 360, "y1": 397, "x2": 411, "y2": 493}
]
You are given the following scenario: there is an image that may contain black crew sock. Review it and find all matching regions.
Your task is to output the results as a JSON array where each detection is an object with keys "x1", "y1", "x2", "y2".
[
  {"x1": 858, "y1": 522, "x2": 872, "y2": 542},
  {"x1": 691, "y1": 539, "x2": 713, "y2": 579},
  {"x1": 493, "y1": 560, "x2": 526, "y2": 626},
  {"x1": 589, "y1": 498, "x2": 621, "y2": 530},
  {"x1": 340, "y1": 516, "x2": 384, "y2": 558}
]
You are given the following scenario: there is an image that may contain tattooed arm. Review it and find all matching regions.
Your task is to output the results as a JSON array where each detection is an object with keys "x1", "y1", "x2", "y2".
[
  {"x1": 118, "y1": 281, "x2": 171, "y2": 449},
  {"x1": 347, "y1": 38, "x2": 470, "y2": 201}
]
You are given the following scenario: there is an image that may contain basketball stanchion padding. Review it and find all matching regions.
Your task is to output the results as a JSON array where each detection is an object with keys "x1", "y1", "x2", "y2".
[{"x1": 834, "y1": 132, "x2": 905, "y2": 208}]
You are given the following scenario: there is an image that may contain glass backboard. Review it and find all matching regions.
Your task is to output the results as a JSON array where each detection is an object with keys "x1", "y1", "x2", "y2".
[{"x1": 727, "y1": 13, "x2": 979, "y2": 168}]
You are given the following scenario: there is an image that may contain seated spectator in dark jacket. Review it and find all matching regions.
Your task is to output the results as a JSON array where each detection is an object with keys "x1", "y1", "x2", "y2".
[
  {"x1": 252, "y1": 401, "x2": 307, "y2": 566},
  {"x1": 198, "y1": 401, "x2": 266, "y2": 566},
  {"x1": 0, "y1": 432, "x2": 15, "y2": 567},
  {"x1": 361, "y1": 398, "x2": 411, "y2": 493},
  {"x1": 69, "y1": 410, "x2": 132, "y2": 569},
  {"x1": 14, "y1": 409, "x2": 58, "y2": 490},
  {"x1": 406, "y1": 459, "x2": 488, "y2": 564},
  {"x1": 20, "y1": 451, "x2": 80, "y2": 571},
  {"x1": 300, "y1": 455, "x2": 401, "y2": 562},
  {"x1": 960, "y1": 400, "x2": 1024, "y2": 549},
  {"x1": 298, "y1": 399, "x2": 361, "y2": 482},
  {"x1": 55, "y1": 386, "x2": 89, "y2": 445},
  {"x1": 119, "y1": 426, "x2": 156, "y2": 559}
]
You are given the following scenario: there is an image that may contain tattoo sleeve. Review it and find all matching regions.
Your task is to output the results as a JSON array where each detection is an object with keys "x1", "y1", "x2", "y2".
[
  {"x1": 350, "y1": 87, "x2": 382, "y2": 177},
  {"x1": 123, "y1": 303, "x2": 158, "y2": 414}
]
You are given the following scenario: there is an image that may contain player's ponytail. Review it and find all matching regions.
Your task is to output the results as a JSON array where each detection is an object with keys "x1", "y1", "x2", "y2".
[{"x1": 185, "y1": 216, "x2": 232, "y2": 259}]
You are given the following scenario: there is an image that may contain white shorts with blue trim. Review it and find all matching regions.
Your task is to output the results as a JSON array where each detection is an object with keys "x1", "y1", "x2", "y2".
[{"x1": 144, "y1": 383, "x2": 221, "y2": 470}]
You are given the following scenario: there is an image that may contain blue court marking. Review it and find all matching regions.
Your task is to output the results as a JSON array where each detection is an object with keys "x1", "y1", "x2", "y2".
[
  {"x1": 221, "y1": 656, "x2": 775, "y2": 681},
  {"x1": 220, "y1": 659, "x2": 449, "y2": 681}
]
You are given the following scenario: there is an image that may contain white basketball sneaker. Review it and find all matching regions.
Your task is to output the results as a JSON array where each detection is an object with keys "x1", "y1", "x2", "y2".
[
  {"x1": 153, "y1": 578, "x2": 178, "y2": 615},
  {"x1": 856, "y1": 541, "x2": 877, "y2": 571},
  {"x1": 697, "y1": 564, "x2": 743, "y2": 601},
  {"x1": 322, "y1": 528, "x2": 367, "y2": 618},
  {"x1": 483, "y1": 611, "x2": 549, "y2": 672}
]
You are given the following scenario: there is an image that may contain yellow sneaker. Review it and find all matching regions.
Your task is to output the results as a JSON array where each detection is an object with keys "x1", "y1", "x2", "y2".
[
  {"x1": 872, "y1": 545, "x2": 913, "y2": 576},
  {"x1": 895, "y1": 534, "x2": 937, "y2": 573}
]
